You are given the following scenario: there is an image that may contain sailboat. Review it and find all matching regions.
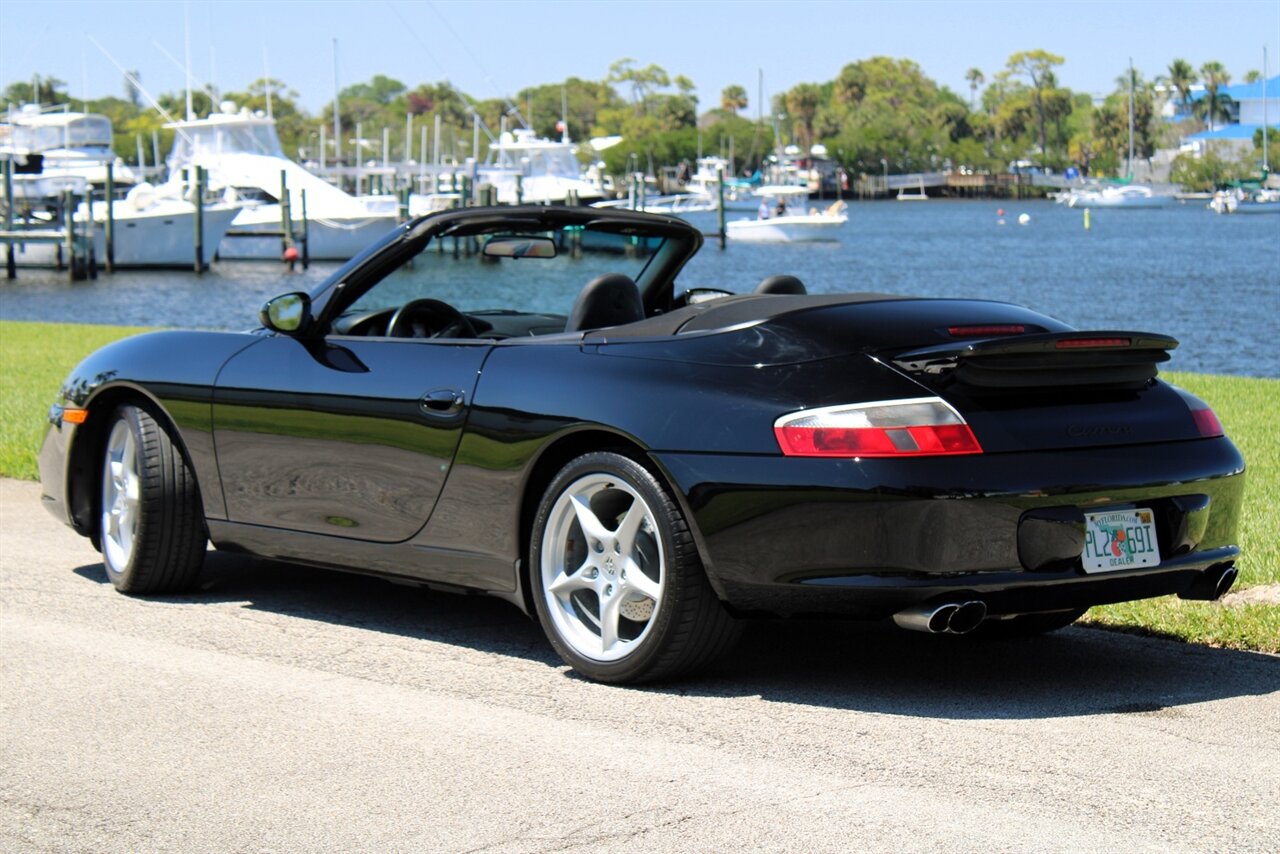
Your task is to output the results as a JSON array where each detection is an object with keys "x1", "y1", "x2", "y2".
[
  {"x1": 1209, "y1": 48, "x2": 1279, "y2": 215},
  {"x1": 1065, "y1": 59, "x2": 1174, "y2": 209}
]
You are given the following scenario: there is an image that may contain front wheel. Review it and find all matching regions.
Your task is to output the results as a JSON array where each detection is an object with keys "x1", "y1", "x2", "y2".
[
  {"x1": 100, "y1": 404, "x2": 207, "y2": 594},
  {"x1": 531, "y1": 451, "x2": 739, "y2": 684}
]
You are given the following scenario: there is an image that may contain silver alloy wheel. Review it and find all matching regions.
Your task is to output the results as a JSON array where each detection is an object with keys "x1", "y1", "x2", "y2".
[
  {"x1": 540, "y1": 473, "x2": 665, "y2": 662},
  {"x1": 101, "y1": 418, "x2": 140, "y2": 573}
]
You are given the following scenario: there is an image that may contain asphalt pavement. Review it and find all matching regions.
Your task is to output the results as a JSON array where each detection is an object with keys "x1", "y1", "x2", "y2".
[{"x1": 2, "y1": 477, "x2": 1278, "y2": 852}]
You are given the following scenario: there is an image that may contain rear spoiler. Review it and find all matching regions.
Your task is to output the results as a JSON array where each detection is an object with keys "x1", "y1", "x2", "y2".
[{"x1": 893, "y1": 331, "x2": 1178, "y2": 390}]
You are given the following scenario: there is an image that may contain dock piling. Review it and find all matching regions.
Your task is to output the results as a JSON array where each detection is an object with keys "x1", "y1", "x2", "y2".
[
  {"x1": 194, "y1": 166, "x2": 206, "y2": 273},
  {"x1": 104, "y1": 162, "x2": 115, "y2": 273}
]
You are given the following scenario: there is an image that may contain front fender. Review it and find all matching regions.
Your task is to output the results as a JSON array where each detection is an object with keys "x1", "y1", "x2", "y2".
[{"x1": 38, "y1": 330, "x2": 264, "y2": 535}]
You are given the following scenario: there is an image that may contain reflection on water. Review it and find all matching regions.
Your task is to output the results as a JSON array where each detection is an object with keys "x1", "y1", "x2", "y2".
[{"x1": 1, "y1": 200, "x2": 1276, "y2": 377}]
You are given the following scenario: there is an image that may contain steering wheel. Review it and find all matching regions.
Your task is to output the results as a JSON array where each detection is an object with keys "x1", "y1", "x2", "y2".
[{"x1": 385, "y1": 298, "x2": 479, "y2": 339}]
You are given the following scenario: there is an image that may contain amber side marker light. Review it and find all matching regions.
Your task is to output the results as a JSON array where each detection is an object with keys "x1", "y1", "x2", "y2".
[{"x1": 61, "y1": 408, "x2": 89, "y2": 425}]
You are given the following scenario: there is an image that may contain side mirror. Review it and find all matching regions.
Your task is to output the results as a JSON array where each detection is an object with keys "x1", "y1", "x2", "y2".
[{"x1": 259, "y1": 292, "x2": 312, "y2": 335}]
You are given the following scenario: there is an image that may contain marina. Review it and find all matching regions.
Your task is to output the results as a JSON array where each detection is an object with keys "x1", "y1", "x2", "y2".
[{"x1": 2, "y1": 199, "x2": 1275, "y2": 379}]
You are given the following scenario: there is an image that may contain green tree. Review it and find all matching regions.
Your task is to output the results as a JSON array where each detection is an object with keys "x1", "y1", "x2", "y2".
[
  {"x1": 3, "y1": 75, "x2": 70, "y2": 106},
  {"x1": 1005, "y1": 49, "x2": 1065, "y2": 156},
  {"x1": 1166, "y1": 58, "x2": 1198, "y2": 116},
  {"x1": 965, "y1": 67, "x2": 984, "y2": 111},
  {"x1": 784, "y1": 82, "x2": 822, "y2": 151},
  {"x1": 720, "y1": 84, "x2": 747, "y2": 115},
  {"x1": 1196, "y1": 61, "x2": 1232, "y2": 130}
]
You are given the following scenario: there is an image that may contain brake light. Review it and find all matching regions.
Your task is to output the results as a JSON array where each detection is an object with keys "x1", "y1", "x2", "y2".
[
  {"x1": 774, "y1": 397, "x2": 983, "y2": 458},
  {"x1": 947, "y1": 325, "x2": 1025, "y2": 337},
  {"x1": 1056, "y1": 337, "x2": 1131, "y2": 349},
  {"x1": 1191, "y1": 407, "x2": 1224, "y2": 438}
]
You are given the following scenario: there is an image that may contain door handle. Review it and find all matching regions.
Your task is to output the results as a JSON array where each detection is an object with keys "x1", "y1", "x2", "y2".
[{"x1": 420, "y1": 388, "x2": 465, "y2": 415}]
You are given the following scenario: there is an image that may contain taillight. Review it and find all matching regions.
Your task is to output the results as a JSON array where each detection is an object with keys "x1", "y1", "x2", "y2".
[
  {"x1": 1190, "y1": 406, "x2": 1224, "y2": 438},
  {"x1": 774, "y1": 397, "x2": 983, "y2": 458}
]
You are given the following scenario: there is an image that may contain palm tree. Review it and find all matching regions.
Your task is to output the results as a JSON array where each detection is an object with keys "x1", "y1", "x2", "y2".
[
  {"x1": 720, "y1": 84, "x2": 748, "y2": 115},
  {"x1": 1166, "y1": 58, "x2": 1197, "y2": 117},
  {"x1": 1197, "y1": 61, "x2": 1232, "y2": 131},
  {"x1": 965, "y1": 67, "x2": 985, "y2": 111}
]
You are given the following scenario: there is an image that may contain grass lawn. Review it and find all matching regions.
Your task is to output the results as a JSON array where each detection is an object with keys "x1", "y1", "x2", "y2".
[{"x1": 1, "y1": 320, "x2": 1276, "y2": 652}]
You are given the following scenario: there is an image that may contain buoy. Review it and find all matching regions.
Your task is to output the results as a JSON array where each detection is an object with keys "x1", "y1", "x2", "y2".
[
  {"x1": 1018, "y1": 213, "x2": 1031, "y2": 225},
  {"x1": 283, "y1": 245, "x2": 300, "y2": 271},
  {"x1": 997, "y1": 208, "x2": 1005, "y2": 217}
]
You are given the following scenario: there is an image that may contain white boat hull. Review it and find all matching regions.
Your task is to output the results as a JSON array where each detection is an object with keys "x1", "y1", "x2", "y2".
[
  {"x1": 726, "y1": 214, "x2": 846, "y2": 242},
  {"x1": 217, "y1": 204, "x2": 400, "y2": 261},
  {"x1": 6, "y1": 200, "x2": 240, "y2": 268}
]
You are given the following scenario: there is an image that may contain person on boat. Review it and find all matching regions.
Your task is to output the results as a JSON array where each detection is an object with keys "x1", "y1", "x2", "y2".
[
  {"x1": 775, "y1": 198, "x2": 787, "y2": 218},
  {"x1": 757, "y1": 199, "x2": 770, "y2": 219}
]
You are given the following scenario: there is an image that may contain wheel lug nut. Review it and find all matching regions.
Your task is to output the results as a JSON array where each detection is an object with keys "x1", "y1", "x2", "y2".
[{"x1": 605, "y1": 584, "x2": 613, "y2": 596}]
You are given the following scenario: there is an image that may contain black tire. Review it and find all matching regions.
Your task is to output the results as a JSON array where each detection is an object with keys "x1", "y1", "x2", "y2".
[
  {"x1": 530, "y1": 451, "x2": 740, "y2": 684},
  {"x1": 99, "y1": 404, "x2": 207, "y2": 594},
  {"x1": 972, "y1": 607, "x2": 1087, "y2": 638}
]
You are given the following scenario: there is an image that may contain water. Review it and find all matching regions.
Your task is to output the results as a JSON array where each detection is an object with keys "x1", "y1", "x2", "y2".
[{"x1": 1, "y1": 200, "x2": 1277, "y2": 377}]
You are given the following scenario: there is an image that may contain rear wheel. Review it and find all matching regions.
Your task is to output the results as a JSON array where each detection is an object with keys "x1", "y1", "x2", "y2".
[
  {"x1": 100, "y1": 404, "x2": 206, "y2": 594},
  {"x1": 531, "y1": 451, "x2": 739, "y2": 684},
  {"x1": 973, "y1": 608, "x2": 1087, "y2": 638}
]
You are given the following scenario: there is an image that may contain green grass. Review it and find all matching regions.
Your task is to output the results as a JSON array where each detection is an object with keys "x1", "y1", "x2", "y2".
[
  {"x1": 0, "y1": 321, "x2": 150, "y2": 479},
  {"x1": 2, "y1": 321, "x2": 1276, "y2": 652},
  {"x1": 1083, "y1": 371, "x2": 1280, "y2": 653}
]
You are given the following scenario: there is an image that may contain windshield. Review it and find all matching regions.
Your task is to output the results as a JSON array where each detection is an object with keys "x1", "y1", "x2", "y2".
[{"x1": 342, "y1": 225, "x2": 664, "y2": 334}]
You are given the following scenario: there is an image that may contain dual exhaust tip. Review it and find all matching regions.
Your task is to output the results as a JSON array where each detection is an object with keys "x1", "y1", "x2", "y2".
[
  {"x1": 897, "y1": 563, "x2": 1238, "y2": 635},
  {"x1": 894, "y1": 600, "x2": 987, "y2": 635}
]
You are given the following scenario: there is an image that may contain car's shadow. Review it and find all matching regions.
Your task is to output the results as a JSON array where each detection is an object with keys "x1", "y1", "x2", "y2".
[{"x1": 74, "y1": 551, "x2": 1280, "y2": 720}]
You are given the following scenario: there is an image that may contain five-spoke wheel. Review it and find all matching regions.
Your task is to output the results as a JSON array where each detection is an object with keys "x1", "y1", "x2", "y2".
[
  {"x1": 531, "y1": 451, "x2": 739, "y2": 683},
  {"x1": 98, "y1": 404, "x2": 207, "y2": 594}
]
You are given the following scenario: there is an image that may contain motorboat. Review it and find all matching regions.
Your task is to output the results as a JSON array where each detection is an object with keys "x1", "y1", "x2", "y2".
[
  {"x1": 726, "y1": 187, "x2": 847, "y2": 242},
  {"x1": 3, "y1": 180, "x2": 239, "y2": 268},
  {"x1": 164, "y1": 103, "x2": 401, "y2": 260},
  {"x1": 477, "y1": 128, "x2": 605, "y2": 205},
  {"x1": 1208, "y1": 188, "x2": 1280, "y2": 214},
  {"x1": 1, "y1": 104, "x2": 137, "y2": 188},
  {"x1": 1065, "y1": 185, "x2": 1174, "y2": 208}
]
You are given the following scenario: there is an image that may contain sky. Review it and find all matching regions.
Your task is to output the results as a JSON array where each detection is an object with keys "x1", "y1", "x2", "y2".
[{"x1": 2, "y1": 0, "x2": 1277, "y2": 123}]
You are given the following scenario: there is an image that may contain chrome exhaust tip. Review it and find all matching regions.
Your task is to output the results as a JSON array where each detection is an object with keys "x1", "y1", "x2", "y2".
[
  {"x1": 1178, "y1": 563, "x2": 1238, "y2": 601},
  {"x1": 947, "y1": 600, "x2": 988, "y2": 635},
  {"x1": 893, "y1": 600, "x2": 987, "y2": 634}
]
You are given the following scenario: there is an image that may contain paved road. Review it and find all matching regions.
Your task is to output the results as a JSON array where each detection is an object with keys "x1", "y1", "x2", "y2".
[{"x1": 2, "y1": 477, "x2": 1278, "y2": 852}]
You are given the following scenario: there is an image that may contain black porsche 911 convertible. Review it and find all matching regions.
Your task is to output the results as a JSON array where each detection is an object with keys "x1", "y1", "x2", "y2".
[{"x1": 39, "y1": 206, "x2": 1245, "y2": 683}]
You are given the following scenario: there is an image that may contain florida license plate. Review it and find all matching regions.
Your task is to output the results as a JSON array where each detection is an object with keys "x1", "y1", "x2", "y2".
[{"x1": 1082, "y1": 509, "x2": 1161, "y2": 573}]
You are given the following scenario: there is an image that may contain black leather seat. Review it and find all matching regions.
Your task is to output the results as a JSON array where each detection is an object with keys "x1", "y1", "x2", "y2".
[
  {"x1": 565, "y1": 273, "x2": 644, "y2": 332},
  {"x1": 755, "y1": 274, "x2": 807, "y2": 295}
]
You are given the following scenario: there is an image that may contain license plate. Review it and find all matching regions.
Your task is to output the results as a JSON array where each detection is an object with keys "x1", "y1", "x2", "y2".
[{"x1": 1082, "y1": 509, "x2": 1161, "y2": 573}]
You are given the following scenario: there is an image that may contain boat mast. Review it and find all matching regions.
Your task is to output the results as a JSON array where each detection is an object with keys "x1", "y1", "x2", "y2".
[
  {"x1": 183, "y1": 4, "x2": 193, "y2": 120},
  {"x1": 332, "y1": 38, "x2": 341, "y2": 167},
  {"x1": 1127, "y1": 57, "x2": 1135, "y2": 179},
  {"x1": 1264, "y1": 46, "x2": 1270, "y2": 177}
]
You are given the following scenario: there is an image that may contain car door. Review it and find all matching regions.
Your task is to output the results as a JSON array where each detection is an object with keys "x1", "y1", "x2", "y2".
[{"x1": 212, "y1": 333, "x2": 489, "y2": 542}]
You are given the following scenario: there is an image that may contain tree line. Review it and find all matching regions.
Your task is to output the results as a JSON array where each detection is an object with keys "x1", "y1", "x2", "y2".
[{"x1": 5, "y1": 50, "x2": 1275, "y2": 189}]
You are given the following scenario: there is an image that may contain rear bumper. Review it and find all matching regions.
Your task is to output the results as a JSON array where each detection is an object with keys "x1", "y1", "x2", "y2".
[{"x1": 653, "y1": 438, "x2": 1245, "y2": 618}]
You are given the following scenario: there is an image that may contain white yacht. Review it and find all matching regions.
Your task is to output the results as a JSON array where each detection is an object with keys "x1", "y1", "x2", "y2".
[
  {"x1": 164, "y1": 103, "x2": 401, "y2": 260},
  {"x1": 2, "y1": 104, "x2": 137, "y2": 187},
  {"x1": 726, "y1": 187, "x2": 847, "y2": 242},
  {"x1": 2, "y1": 181, "x2": 240, "y2": 269},
  {"x1": 477, "y1": 128, "x2": 605, "y2": 205}
]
